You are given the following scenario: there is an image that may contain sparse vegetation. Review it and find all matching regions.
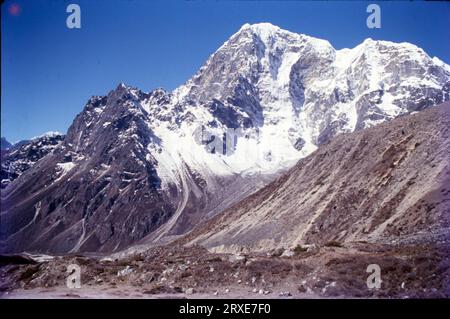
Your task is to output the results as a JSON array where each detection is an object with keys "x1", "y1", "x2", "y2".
[
  {"x1": 293, "y1": 245, "x2": 308, "y2": 254},
  {"x1": 324, "y1": 241, "x2": 343, "y2": 248}
]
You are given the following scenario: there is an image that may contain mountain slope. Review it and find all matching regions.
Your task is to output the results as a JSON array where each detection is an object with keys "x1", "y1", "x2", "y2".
[
  {"x1": 0, "y1": 85, "x2": 273, "y2": 253},
  {"x1": 181, "y1": 102, "x2": 450, "y2": 253}
]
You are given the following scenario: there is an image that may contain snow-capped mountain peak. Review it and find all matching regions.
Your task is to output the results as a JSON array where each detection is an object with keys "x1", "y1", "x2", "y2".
[
  {"x1": 61, "y1": 23, "x2": 450, "y2": 185},
  {"x1": 169, "y1": 24, "x2": 449, "y2": 173},
  {"x1": 102, "y1": 23, "x2": 450, "y2": 180}
]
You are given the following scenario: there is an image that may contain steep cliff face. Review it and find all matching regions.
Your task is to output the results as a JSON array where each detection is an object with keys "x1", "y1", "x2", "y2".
[
  {"x1": 1, "y1": 23, "x2": 449, "y2": 254},
  {"x1": 182, "y1": 102, "x2": 450, "y2": 253}
]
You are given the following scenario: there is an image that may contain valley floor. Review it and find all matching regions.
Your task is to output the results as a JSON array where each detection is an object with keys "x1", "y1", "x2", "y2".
[{"x1": 1, "y1": 239, "x2": 449, "y2": 299}]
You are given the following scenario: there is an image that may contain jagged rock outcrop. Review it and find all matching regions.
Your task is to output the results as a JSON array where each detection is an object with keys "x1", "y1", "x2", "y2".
[{"x1": 1, "y1": 133, "x2": 63, "y2": 188}]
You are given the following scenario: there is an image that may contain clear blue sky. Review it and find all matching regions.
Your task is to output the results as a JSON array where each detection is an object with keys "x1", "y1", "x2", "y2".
[{"x1": 2, "y1": 0, "x2": 449, "y2": 142}]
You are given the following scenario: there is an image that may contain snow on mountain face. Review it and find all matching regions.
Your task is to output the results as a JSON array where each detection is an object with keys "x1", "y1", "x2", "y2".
[
  {"x1": 1, "y1": 23, "x2": 449, "y2": 254},
  {"x1": 165, "y1": 23, "x2": 450, "y2": 176}
]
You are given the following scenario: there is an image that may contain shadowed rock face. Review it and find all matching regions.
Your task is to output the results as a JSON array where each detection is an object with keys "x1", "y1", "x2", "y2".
[
  {"x1": 0, "y1": 88, "x2": 176, "y2": 254},
  {"x1": 182, "y1": 102, "x2": 450, "y2": 253}
]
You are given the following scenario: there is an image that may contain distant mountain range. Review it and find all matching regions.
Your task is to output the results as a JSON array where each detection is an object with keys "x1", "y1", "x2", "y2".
[
  {"x1": 1, "y1": 23, "x2": 449, "y2": 254},
  {"x1": 1, "y1": 133, "x2": 64, "y2": 189},
  {"x1": 0, "y1": 137, "x2": 12, "y2": 150}
]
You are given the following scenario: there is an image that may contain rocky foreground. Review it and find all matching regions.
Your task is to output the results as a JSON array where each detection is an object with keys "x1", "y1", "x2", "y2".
[{"x1": 1, "y1": 237, "x2": 449, "y2": 299}]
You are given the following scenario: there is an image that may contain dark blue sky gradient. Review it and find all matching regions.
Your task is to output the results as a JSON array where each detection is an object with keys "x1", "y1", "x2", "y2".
[{"x1": 2, "y1": 0, "x2": 449, "y2": 142}]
